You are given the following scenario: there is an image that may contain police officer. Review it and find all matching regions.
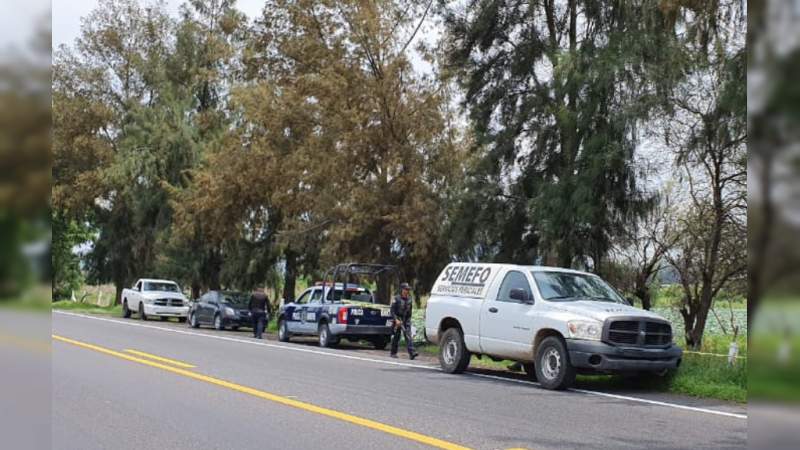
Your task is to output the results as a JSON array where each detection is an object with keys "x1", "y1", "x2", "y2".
[
  {"x1": 248, "y1": 288, "x2": 271, "y2": 339},
  {"x1": 390, "y1": 282, "x2": 419, "y2": 360}
]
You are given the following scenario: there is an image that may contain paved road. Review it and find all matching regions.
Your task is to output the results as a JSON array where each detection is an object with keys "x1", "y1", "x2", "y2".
[{"x1": 52, "y1": 311, "x2": 747, "y2": 450}]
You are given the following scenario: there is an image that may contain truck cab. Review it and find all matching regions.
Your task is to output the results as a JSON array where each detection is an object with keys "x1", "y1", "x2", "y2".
[{"x1": 425, "y1": 263, "x2": 682, "y2": 390}]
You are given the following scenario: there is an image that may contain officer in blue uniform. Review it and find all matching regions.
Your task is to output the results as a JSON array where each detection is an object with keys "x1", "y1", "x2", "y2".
[{"x1": 390, "y1": 282, "x2": 419, "y2": 360}]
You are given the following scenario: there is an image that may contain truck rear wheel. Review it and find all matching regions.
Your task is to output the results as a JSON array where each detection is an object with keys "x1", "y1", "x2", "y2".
[
  {"x1": 439, "y1": 328, "x2": 470, "y2": 374},
  {"x1": 535, "y1": 336, "x2": 575, "y2": 390},
  {"x1": 122, "y1": 300, "x2": 131, "y2": 318}
]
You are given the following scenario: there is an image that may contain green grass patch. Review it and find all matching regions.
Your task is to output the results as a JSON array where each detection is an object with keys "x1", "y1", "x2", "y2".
[
  {"x1": 52, "y1": 300, "x2": 122, "y2": 316},
  {"x1": 417, "y1": 341, "x2": 746, "y2": 402}
]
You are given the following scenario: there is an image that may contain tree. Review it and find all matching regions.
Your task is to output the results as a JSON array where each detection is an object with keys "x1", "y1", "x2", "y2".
[
  {"x1": 656, "y1": 0, "x2": 746, "y2": 349},
  {"x1": 606, "y1": 188, "x2": 679, "y2": 310},
  {"x1": 442, "y1": 0, "x2": 681, "y2": 268},
  {"x1": 52, "y1": 213, "x2": 93, "y2": 300},
  {"x1": 54, "y1": 0, "x2": 247, "y2": 302},
  {"x1": 229, "y1": 0, "x2": 464, "y2": 300}
]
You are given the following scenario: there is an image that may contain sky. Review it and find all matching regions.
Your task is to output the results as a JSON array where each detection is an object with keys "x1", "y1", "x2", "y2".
[
  {"x1": 1, "y1": 0, "x2": 49, "y2": 56},
  {"x1": 53, "y1": 0, "x2": 268, "y2": 49}
]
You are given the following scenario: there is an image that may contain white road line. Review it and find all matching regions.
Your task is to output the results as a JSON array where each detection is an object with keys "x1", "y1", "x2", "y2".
[{"x1": 53, "y1": 310, "x2": 747, "y2": 420}]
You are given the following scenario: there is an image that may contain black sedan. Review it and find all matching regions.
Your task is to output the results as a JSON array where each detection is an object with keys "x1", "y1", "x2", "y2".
[{"x1": 188, "y1": 291, "x2": 256, "y2": 331}]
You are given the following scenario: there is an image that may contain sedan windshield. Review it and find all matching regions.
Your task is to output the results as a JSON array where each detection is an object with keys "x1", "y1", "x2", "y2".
[
  {"x1": 143, "y1": 282, "x2": 180, "y2": 292},
  {"x1": 531, "y1": 271, "x2": 625, "y2": 304},
  {"x1": 220, "y1": 293, "x2": 249, "y2": 306}
]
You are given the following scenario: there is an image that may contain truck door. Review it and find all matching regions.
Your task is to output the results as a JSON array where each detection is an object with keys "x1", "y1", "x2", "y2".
[
  {"x1": 286, "y1": 290, "x2": 311, "y2": 333},
  {"x1": 479, "y1": 270, "x2": 537, "y2": 360},
  {"x1": 301, "y1": 290, "x2": 323, "y2": 333}
]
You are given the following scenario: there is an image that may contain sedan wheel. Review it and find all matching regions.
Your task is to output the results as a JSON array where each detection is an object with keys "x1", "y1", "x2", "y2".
[
  {"x1": 189, "y1": 312, "x2": 199, "y2": 328},
  {"x1": 214, "y1": 314, "x2": 224, "y2": 331}
]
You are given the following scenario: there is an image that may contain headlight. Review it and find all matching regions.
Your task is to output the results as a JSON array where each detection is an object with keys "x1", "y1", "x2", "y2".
[
  {"x1": 224, "y1": 306, "x2": 236, "y2": 317},
  {"x1": 567, "y1": 320, "x2": 602, "y2": 340}
]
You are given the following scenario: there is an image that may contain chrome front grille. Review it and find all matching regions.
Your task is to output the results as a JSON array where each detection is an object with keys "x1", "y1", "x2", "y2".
[
  {"x1": 154, "y1": 298, "x2": 184, "y2": 307},
  {"x1": 605, "y1": 319, "x2": 672, "y2": 347}
]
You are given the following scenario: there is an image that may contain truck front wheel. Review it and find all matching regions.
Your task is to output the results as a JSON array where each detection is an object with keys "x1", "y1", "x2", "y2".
[
  {"x1": 318, "y1": 323, "x2": 338, "y2": 348},
  {"x1": 138, "y1": 302, "x2": 148, "y2": 321},
  {"x1": 535, "y1": 336, "x2": 575, "y2": 390},
  {"x1": 439, "y1": 328, "x2": 471, "y2": 374},
  {"x1": 278, "y1": 319, "x2": 290, "y2": 342}
]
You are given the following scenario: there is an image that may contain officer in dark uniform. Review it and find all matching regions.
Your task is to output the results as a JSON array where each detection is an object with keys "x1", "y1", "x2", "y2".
[
  {"x1": 390, "y1": 282, "x2": 419, "y2": 360},
  {"x1": 248, "y1": 288, "x2": 270, "y2": 339}
]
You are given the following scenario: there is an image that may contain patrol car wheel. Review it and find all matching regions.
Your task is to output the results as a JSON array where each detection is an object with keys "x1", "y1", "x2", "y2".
[
  {"x1": 278, "y1": 319, "x2": 290, "y2": 342},
  {"x1": 535, "y1": 336, "x2": 575, "y2": 390},
  {"x1": 138, "y1": 302, "x2": 148, "y2": 321},
  {"x1": 439, "y1": 328, "x2": 470, "y2": 374},
  {"x1": 122, "y1": 300, "x2": 131, "y2": 318},
  {"x1": 318, "y1": 323, "x2": 337, "y2": 348},
  {"x1": 214, "y1": 313, "x2": 224, "y2": 331}
]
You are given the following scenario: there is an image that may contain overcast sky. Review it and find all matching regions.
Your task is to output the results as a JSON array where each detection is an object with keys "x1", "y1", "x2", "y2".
[
  {"x1": 0, "y1": 0, "x2": 49, "y2": 57},
  {"x1": 53, "y1": 0, "x2": 269, "y2": 49}
]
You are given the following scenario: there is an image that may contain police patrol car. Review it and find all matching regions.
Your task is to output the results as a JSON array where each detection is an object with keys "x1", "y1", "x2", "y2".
[{"x1": 277, "y1": 282, "x2": 395, "y2": 348}]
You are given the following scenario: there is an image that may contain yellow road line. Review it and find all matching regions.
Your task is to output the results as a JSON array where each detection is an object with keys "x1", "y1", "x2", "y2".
[
  {"x1": 123, "y1": 349, "x2": 196, "y2": 368},
  {"x1": 52, "y1": 334, "x2": 471, "y2": 450}
]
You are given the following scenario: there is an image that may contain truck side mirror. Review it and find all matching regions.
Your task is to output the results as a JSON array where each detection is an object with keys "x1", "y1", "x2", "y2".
[
  {"x1": 625, "y1": 296, "x2": 635, "y2": 306},
  {"x1": 509, "y1": 288, "x2": 532, "y2": 304}
]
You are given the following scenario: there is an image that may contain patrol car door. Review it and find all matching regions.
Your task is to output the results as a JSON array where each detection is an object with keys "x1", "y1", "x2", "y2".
[
  {"x1": 301, "y1": 289, "x2": 323, "y2": 333},
  {"x1": 287, "y1": 290, "x2": 311, "y2": 333},
  {"x1": 479, "y1": 270, "x2": 537, "y2": 360}
]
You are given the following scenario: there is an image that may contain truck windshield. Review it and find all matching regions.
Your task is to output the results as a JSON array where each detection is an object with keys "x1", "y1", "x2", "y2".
[
  {"x1": 531, "y1": 271, "x2": 625, "y2": 304},
  {"x1": 143, "y1": 282, "x2": 180, "y2": 292}
]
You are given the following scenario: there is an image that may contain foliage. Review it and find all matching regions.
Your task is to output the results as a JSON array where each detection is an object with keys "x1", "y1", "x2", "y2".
[
  {"x1": 52, "y1": 213, "x2": 93, "y2": 300},
  {"x1": 442, "y1": 0, "x2": 684, "y2": 268}
]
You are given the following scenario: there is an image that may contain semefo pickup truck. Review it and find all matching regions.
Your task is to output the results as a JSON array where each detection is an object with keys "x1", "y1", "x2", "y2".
[
  {"x1": 425, "y1": 263, "x2": 682, "y2": 390},
  {"x1": 122, "y1": 278, "x2": 189, "y2": 322}
]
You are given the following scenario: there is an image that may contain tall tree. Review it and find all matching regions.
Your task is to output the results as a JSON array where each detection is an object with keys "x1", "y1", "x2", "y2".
[
  {"x1": 233, "y1": 0, "x2": 464, "y2": 299},
  {"x1": 442, "y1": 0, "x2": 682, "y2": 268},
  {"x1": 660, "y1": 0, "x2": 746, "y2": 349}
]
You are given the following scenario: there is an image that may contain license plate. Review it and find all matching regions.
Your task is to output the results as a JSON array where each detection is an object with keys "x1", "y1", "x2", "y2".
[{"x1": 386, "y1": 319, "x2": 393, "y2": 326}]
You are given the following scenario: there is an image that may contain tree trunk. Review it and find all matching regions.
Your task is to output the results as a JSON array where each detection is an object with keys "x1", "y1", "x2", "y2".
[
  {"x1": 191, "y1": 281, "x2": 201, "y2": 300},
  {"x1": 283, "y1": 249, "x2": 297, "y2": 303},
  {"x1": 376, "y1": 238, "x2": 393, "y2": 305},
  {"x1": 680, "y1": 304, "x2": 698, "y2": 348},
  {"x1": 636, "y1": 285, "x2": 652, "y2": 310},
  {"x1": 208, "y1": 248, "x2": 222, "y2": 291},
  {"x1": 114, "y1": 282, "x2": 123, "y2": 306}
]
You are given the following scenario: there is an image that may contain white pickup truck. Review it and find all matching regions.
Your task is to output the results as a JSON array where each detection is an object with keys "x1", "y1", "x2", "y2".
[
  {"x1": 425, "y1": 263, "x2": 682, "y2": 390},
  {"x1": 122, "y1": 278, "x2": 189, "y2": 322}
]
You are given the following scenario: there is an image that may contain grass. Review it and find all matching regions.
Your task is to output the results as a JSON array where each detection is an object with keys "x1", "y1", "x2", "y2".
[
  {"x1": 417, "y1": 341, "x2": 746, "y2": 403},
  {"x1": 52, "y1": 300, "x2": 122, "y2": 316}
]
